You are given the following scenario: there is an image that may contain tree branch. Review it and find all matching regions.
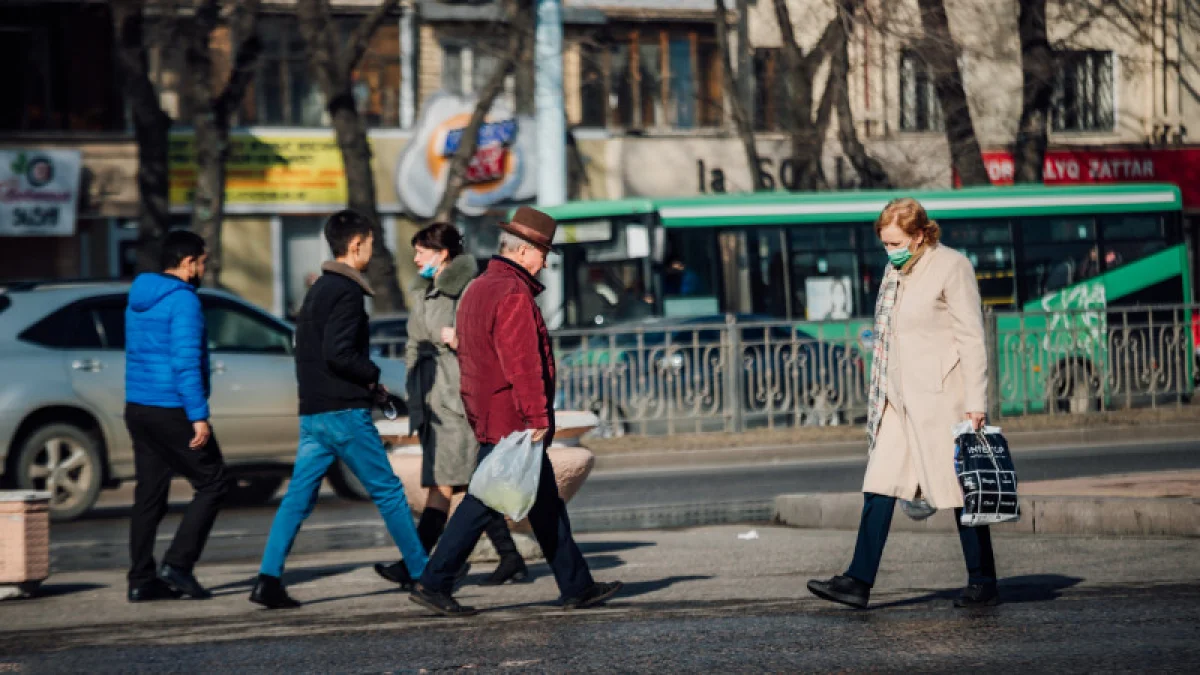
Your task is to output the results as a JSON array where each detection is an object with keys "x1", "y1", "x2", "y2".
[
  {"x1": 216, "y1": 0, "x2": 263, "y2": 119},
  {"x1": 716, "y1": 0, "x2": 764, "y2": 191},
  {"x1": 343, "y1": 0, "x2": 402, "y2": 74}
]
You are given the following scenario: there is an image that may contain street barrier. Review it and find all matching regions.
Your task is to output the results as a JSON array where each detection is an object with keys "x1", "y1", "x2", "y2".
[{"x1": 371, "y1": 304, "x2": 1199, "y2": 438}]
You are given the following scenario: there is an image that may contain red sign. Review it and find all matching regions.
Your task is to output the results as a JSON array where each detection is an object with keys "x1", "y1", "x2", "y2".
[
  {"x1": 965, "y1": 147, "x2": 1200, "y2": 208},
  {"x1": 463, "y1": 146, "x2": 509, "y2": 185}
]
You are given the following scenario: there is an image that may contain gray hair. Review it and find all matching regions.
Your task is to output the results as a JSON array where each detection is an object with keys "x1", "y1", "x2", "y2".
[{"x1": 498, "y1": 231, "x2": 527, "y2": 254}]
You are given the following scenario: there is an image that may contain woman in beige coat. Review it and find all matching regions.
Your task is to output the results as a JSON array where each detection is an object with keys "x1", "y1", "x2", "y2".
[
  {"x1": 375, "y1": 222, "x2": 528, "y2": 587},
  {"x1": 808, "y1": 198, "x2": 999, "y2": 610}
]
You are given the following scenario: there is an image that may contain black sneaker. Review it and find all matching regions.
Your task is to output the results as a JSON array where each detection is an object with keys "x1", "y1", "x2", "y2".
[
  {"x1": 807, "y1": 575, "x2": 870, "y2": 609},
  {"x1": 127, "y1": 578, "x2": 182, "y2": 603},
  {"x1": 409, "y1": 584, "x2": 478, "y2": 617},
  {"x1": 481, "y1": 556, "x2": 529, "y2": 586},
  {"x1": 562, "y1": 581, "x2": 623, "y2": 610},
  {"x1": 249, "y1": 574, "x2": 301, "y2": 610},
  {"x1": 954, "y1": 583, "x2": 1000, "y2": 608},
  {"x1": 374, "y1": 561, "x2": 415, "y2": 589},
  {"x1": 159, "y1": 563, "x2": 212, "y2": 600}
]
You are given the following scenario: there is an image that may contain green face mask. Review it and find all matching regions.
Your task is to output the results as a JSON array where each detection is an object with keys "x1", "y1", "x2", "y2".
[{"x1": 887, "y1": 246, "x2": 914, "y2": 269}]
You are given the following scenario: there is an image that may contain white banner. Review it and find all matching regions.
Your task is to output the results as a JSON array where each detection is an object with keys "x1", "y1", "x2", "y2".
[{"x1": 0, "y1": 149, "x2": 82, "y2": 237}]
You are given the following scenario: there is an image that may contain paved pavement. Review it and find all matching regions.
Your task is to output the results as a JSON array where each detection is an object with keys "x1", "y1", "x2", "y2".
[
  {"x1": 49, "y1": 438, "x2": 1200, "y2": 573},
  {"x1": 2, "y1": 525, "x2": 1198, "y2": 672}
]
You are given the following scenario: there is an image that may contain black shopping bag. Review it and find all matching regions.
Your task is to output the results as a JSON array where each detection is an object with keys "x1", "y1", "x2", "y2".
[{"x1": 953, "y1": 423, "x2": 1021, "y2": 527}]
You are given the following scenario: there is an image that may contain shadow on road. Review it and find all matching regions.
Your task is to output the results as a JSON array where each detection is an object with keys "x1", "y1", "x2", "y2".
[
  {"x1": 576, "y1": 541, "x2": 656, "y2": 555},
  {"x1": 617, "y1": 575, "x2": 712, "y2": 599},
  {"x1": 871, "y1": 574, "x2": 1085, "y2": 610},
  {"x1": 209, "y1": 563, "x2": 368, "y2": 595}
]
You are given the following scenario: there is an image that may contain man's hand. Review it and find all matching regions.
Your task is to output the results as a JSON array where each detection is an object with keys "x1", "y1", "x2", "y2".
[
  {"x1": 965, "y1": 412, "x2": 987, "y2": 432},
  {"x1": 190, "y1": 421, "x2": 211, "y2": 450},
  {"x1": 440, "y1": 327, "x2": 459, "y2": 350},
  {"x1": 531, "y1": 428, "x2": 549, "y2": 443}
]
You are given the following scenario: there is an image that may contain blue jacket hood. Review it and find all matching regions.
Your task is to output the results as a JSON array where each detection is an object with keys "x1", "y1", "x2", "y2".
[{"x1": 129, "y1": 273, "x2": 193, "y2": 313}]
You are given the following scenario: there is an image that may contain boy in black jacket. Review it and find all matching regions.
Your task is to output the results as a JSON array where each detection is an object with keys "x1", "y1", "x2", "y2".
[{"x1": 250, "y1": 210, "x2": 428, "y2": 609}]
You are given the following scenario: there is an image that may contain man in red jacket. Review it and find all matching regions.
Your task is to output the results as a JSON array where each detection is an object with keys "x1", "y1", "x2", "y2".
[{"x1": 409, "y1": 206, "x2": 622, "y2": 617}]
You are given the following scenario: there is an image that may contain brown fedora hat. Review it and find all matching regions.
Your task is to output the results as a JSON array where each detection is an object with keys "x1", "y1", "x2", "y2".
[{"x1": 499, "y1": 206, "x2": 557, "y2": 252}]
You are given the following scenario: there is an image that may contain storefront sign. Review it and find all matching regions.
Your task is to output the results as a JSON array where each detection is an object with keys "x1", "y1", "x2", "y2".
[
  {"x1": 972, "y1": 148, "x2": 1200, "y2": 208},
  {"x1": 394, "y1": 92, "x2": 537, "y2": 218},
  {"x1": 0, "y1": 149, "x2": 81, "y2": 237},
  {"x1": 169, "y1": 133, "x2": 349, "y2": 210}
]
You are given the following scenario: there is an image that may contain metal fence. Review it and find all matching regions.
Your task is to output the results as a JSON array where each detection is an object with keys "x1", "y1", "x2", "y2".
[{"x1": 371, "y1": 304, "x2": 1199, "y2": 438}]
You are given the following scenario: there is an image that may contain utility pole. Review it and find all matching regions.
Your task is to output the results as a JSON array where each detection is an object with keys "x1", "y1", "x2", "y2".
[{"x1": 534, "y1": 0, "x2": 566, "y2": 328}]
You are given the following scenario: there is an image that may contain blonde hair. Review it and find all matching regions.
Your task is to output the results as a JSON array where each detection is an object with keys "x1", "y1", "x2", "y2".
[{"x1": 874, "y1": 197, "x2": 941, "y2": 246}]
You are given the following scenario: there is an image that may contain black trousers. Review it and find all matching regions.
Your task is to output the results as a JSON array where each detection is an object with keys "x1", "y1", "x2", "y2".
[
  {"x1": 846, "y1": 493, "x2": 997, "y2": 587},
  {"x1": 419, "y1": 443, "x2": 594, "y2": 598},
  {"x1": 125, "y1": 403, "x2": 231, "y2": 586}
]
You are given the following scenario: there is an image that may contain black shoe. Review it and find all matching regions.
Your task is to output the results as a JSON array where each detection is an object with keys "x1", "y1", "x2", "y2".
[
  {"x1": 955, "y1": 583, "x2": 1000, "y2": 608},
  {"x1": 409, "y1": 584, "x2": 478, "y2": 617},
  {"x1": 374, "y1": 561, "x2": 415, "y2": 590},
  {"x1": 158, "y1": 563, "x2": 212, "y2": 600},
  {"x1": 562, "y1": 581, "x2": 623, "y2": 610},
  {"x1": 249, "y1": 574, "x2": 301, "y2": 610},
  {"x1": 481, "y1": 556, "x2": 529, "y2": 586},
  {"x1": 807, "y1": 575, "x2": 870, "y2": 609},
  {"x1": 127, "y1": 578, "x2": 182, "y2": 603}
]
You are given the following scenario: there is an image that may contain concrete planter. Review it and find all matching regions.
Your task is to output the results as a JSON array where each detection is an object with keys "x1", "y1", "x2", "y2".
[{"x1": 0, "y1": 491, "x2": 51, "y2": 600}]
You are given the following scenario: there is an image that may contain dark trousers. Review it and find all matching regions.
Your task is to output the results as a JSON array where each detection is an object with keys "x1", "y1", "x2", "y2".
[
  {"x1": 125, "y1": 403, "x2": 231, "y2": 586},
  {"x1": 846, "y1": 493, "x2": 997, "y2": 587},
  {"x1": 419, "y1": 443, "x2": 594, "y2": 598}
]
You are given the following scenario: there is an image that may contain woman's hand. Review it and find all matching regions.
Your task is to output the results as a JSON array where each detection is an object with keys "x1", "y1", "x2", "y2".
[
  {"x1": 440, "y1": 327, "x2": 458, "y2": 350},
  {"x1": 965, "y1": 412, "x2": 987, "y2": 431}
]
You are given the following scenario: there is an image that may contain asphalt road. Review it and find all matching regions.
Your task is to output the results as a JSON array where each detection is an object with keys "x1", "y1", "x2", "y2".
[
  {"x1": 5, "y1": 525, "x2": 1199, "y2": 673},
  {"x1": 46, "y1": 438, "x2": 1200, "y2": 574}
]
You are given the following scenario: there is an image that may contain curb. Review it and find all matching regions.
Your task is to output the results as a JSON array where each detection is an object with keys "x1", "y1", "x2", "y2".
[{"x1": 773, "y1": 493, "x2": 1200, "y2": 538}]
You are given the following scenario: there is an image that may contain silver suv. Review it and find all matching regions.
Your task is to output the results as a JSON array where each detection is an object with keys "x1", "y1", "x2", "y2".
[{"x1": 0, "y1": 281, "x2": 406, "y2": 520}]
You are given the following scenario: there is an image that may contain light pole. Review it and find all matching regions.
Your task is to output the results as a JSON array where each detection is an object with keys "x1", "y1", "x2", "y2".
[{"x1": 534, "y1": 0, "x2": 566, "y2": 328}]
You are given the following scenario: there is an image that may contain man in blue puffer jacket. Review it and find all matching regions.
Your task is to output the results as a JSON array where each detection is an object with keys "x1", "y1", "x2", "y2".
[{"x1": 124, "y1": 230, "x2": 230, "y2": 603}]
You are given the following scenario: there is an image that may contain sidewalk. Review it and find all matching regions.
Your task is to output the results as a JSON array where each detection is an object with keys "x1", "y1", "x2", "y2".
[
  {"x1": 2, "y1": 524, "x2": 1198, "y2": 648},
  {"x1": 775, "y1": 471, "x2": 1200, "y2": 538}
]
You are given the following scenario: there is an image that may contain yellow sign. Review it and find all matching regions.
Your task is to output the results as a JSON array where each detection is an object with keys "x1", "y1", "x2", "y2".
[{"x1": 169, "y1": 132, "x2": 348, "y2": 208}]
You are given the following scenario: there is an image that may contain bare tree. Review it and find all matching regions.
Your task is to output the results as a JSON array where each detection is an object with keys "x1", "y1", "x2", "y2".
[
  {"x1": 112, "y1": 0, "x2": 173, "y2": 273},
  {"x1": 915, "y1": 0, "x2": 989, "y2": 185},
  {"x1": 715, "y1": 0, "x2": 765, "y2": 191},
  {"x1": 183, "y1": 0, "x2": 263, "y2": 286},
  {"x1": 433, "y1": 0, "x2": 534, "y2": 222},
  {"x1": 830, "y1": 0, "x2": 891, "y2": 188},
  {"x1": 1013, "y1": 0, "x2": 1053, "y2": 183},
  {"x1": 296, "y1": 0, "x2": 405, "y2": 311},
  {"x1": 772, "y1": 0, "x2": 839, "y2": 190}
]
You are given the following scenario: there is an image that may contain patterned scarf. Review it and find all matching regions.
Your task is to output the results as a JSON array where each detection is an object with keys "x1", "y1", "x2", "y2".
[{"x1": 866, "y1": 264, "x2": 900, "y2": 452}]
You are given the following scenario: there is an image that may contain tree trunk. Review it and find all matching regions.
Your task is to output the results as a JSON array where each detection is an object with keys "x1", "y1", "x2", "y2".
[
  {"x1": 772, "y1": 0, "x2": 838, "y2": 191},
  {"x1": 433, "y1": 0, "x2": 532, "y2": 222},
  {"x1": 1013, "y1": 0, "x2": 1054, "y2": 184},
  {"x1": 111, "y1": 0, "x2": 173, "y2": 274},
  {"x1": 830, "y1": 1, "x2": 891, "y2": 188},
  {"x1": 716, "y1": 0, "x2": 764, "y2": 191},
  {"x1": 916, "y1": 0, "x2": 989, "y2": 186},
  {"x1": 296, "y1": 0, "x2": 406, "y2": 312},
  {"x1": 187, "y1": 0, "x2": 262, "y2": 287}
]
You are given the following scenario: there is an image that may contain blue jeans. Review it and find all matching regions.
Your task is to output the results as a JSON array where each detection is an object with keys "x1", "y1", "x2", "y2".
[
  {"x1": 259, "y1": 409, "x2": 428, "y2": 579},
  {"x1": 846, "y1": 493, "x2": 997, "y2": 587}
]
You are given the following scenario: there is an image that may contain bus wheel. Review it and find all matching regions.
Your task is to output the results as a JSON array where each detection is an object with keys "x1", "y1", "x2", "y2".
[{"x1": 1057, "y1": 364, "x2": 1098, "y2": 414}]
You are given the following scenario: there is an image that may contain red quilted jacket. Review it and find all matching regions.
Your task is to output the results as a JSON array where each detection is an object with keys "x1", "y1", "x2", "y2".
[{"x1": 455, "y1": 257, "x2": 556, "y2": 446}]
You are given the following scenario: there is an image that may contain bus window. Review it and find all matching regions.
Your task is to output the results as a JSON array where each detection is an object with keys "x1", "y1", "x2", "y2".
[
  {"x1": 940, "y1": 219, "x2": 1016, "y2": 309},
  {"x1": 574, "y1": 260, "x2": 654, "y2": 327},
  {"x1": 1018, "y1": 216, "x2": 1097, "y2": 301},
  {"x1": 663, "y1": 230, "x2": 720, "y2": 317},
  {"x1": 1098, "y1": 214, "x2": 1173, "y2": 273},
  {"x1": 789, "y1": 224, "x2": 860, "y2": 321},
  {"x1": 747, "y1": 229, "x2": 789, "y2": 318}
]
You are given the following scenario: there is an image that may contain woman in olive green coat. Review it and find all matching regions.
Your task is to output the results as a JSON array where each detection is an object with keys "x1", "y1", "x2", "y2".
[{"x1": 375, "y1": 222, "x2": 528, "y2": 587}]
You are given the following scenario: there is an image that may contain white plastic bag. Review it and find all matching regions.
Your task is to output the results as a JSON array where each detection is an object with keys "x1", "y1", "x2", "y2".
[{"x1": 467, "y1": 429, "x2": 543, "y2": 521}]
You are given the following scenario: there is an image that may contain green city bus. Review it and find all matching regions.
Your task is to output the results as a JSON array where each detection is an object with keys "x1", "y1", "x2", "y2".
[{"x1": 531, "y1": 183, "x2": 1193, "y2": 416}]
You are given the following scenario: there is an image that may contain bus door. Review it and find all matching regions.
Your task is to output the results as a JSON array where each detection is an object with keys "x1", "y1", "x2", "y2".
[{"x1": 718, "y1": 229, "x2": 791, "y2": 318}]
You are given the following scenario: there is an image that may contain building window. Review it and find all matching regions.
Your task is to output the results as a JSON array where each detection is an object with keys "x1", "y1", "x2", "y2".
[
  {"x1": 753, "y1": 48, "x2": 782, "y2": 131},
  {"x1": 899, "y1": 49, "x2": 943, "y2": 132},
  {"x1": 576, "y1": 27, "x2": 723, "y2": 130},
  {"x1": 442, "y1": 44, "x2": 464, "y2": 94},
  {"x1": 243, "y1": 16, "x2": 400, "y2": 127},
  {"x1": 439, "y1": 40, "x2": 521, "y2": 110},
  {"x1": 1052, "y1": 50, "x2": 1114, "y2": 132}
]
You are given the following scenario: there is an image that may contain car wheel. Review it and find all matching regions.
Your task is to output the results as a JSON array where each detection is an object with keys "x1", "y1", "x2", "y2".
[
  {"x1": 326, "y1": 461, "x2": 370, "y2": 501},
  {"x1": 1055, "y1": 364, "x2": 1098, "y2": 414},
  {"x1": 590, "y1": 403, "x2": 628, "y2": 439},
  {"x1": 15, "y1": 423, "x2": 104, "y2": 522},
  {"x1": 226, "y1": 476, "x2": 285, "y2": 506}
]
